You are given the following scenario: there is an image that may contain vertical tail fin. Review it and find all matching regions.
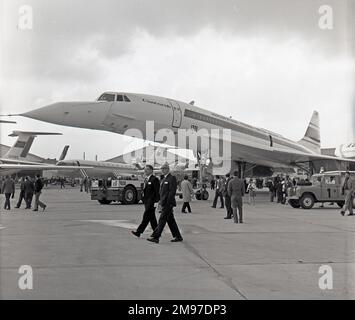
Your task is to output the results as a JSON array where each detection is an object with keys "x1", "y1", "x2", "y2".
[
  {"x1": 59, "y1": 145, "x2": 70, "y2": 161},
  {"x1": 4, "y1": 131, "x2": 62, "y2": 159},
  {"x1": 298, "y1": 111, "x2": 321, "y2": 154}
]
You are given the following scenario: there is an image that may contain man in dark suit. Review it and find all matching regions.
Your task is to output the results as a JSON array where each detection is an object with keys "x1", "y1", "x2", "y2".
[
  {"x1": 228, "y1": 170, "x2": 245, "y2": 223},
  {"x1": 132, "y1": 165, "x2": 160, "y2": 237},
  {"x1": 223, "y1": 173, "x2": 233, "y2": 219},
  {"x1": 24, "y1": 176, "x2": 35, "y2": 209},
  {"x1": 147, "y1": 163, "x2": 183, "y2": 243}
]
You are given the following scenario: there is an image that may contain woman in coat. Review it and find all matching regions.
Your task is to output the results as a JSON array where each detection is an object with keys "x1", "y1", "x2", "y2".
[{"x1": 181, "y1": 175, "x2": 194, "y2": 213}]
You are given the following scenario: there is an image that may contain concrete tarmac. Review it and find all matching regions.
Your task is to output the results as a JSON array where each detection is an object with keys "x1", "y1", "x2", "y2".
[{"x1": 1, "y1": 187, "x2": 354, "y2": 300}]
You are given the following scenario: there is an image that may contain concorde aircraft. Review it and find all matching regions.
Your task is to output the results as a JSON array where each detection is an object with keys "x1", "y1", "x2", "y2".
[
  {"x1": 20, "y1": 92, "x2": 355, "y2": 174},
  {"x1": 0, "y1": 131, "x2": 92, "y2": 176}
]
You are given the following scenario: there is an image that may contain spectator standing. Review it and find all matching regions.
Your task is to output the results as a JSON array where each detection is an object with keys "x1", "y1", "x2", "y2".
[
  {"x1": 2, "y1": 176, "x2": 15, "y2": 211},
  {"x1": 181, "y1": 175, "x2": 194, "y2": 213}
]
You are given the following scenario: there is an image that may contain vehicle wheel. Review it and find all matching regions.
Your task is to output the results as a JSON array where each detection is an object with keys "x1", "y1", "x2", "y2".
[
  {"x1": 195, "y1": 190, "x2": 202, "y2": 200},
  {"x1": 201, "y1": 190, "x2": 209, "y2": 200},
  {"x1": 337, "y1": 201, "x2": 345, "y2": 208},
  {"x1": 288, "y1": 199, "x2": 300, "y2": 208},
  {"x1": 300, "y1": 194, "x2": 315, "y2": 209},
  {"x1": 122, "y1": 185, "x2": 137, "y2": 205},
  {"x1": 98, "y1": 199, "x2": 112, "y2": 205}
]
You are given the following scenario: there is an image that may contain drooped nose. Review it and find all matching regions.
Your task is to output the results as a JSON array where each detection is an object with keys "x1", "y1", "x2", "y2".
[{"x1": 22, "y1": 101, "x2": 112, "y2": 129}]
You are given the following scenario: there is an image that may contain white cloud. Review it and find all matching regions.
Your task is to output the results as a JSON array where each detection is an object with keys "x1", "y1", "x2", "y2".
[{"x1": 1, "y1": 2, "x2": 354, "y2": 160}]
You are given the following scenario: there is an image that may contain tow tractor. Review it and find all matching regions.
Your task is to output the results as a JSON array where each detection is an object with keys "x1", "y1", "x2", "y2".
[{"x1": 91, "y1": 176, "x2": 144, "y2": 205}]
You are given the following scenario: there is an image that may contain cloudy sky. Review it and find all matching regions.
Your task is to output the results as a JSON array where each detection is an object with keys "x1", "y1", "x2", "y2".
[{"x1": 0, "y1": 0, "x2": 354, "y2": 161}]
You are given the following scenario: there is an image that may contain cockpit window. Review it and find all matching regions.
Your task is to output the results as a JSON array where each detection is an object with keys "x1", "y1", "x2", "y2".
[
  {"x1": 98, "y1": 93, "x2": 115, "y2": 102},
  {"x1": 116, "y1": 95, "x2": 131, "y2": 102}
]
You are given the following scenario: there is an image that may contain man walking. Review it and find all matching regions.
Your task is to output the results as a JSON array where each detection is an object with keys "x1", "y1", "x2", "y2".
[
  {"x1": 15, "y1": 177, "x2": 26, "y2": 208},
  {"x1": 24, "y1": 176, "x2": 35, "y2": 209},
  {"x1": 181, "y1": 175, "x2": 193, "y2": 213},
  {"x1": 223, "y1": 173, "x2": 233, "y2": 219},
  {"x1": 228, "y1": 170, "x2": 245, "y2": 223},
  {"x1": 147, "y1": 163, "x2": 183, "y2": 243},
  {"x1": 340, "y1": 171, "x2": 354, "y2": 216},
  {"x1": 266, "y1": 179, "x2": 275, "y2": 202},
  {"x1": 33, "y1": 174, "x2": 47, "y2": 212},
  {"x1": 212, "y1": 176, "x2": 224, "y2": 208},
  {"x1": 2, "y1": 176, "x2": 15, "y2": 211},
  {"x1": 132, "y1": 165, "x2": 160, "y2": 237}
]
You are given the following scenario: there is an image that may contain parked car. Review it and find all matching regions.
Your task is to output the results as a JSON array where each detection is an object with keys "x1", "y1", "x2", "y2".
[{"x1": 287, "y1": 171, "x2": 355, "y2": 209}]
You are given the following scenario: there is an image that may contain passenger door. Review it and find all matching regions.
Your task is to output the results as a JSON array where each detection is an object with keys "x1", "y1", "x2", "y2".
[{"x1": 168, "y1": 99, "x2": 182, "y2": 128}]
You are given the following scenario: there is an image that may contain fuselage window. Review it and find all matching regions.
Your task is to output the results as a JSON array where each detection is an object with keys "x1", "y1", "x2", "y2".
[
  {"x1": 98, "y1": 93, "x2": 115, "y2": 102},
  {"x1": 124, "y1": 95, "x2": 131, "y2": 102},
  {"x1": 117, "y1": 95, "x2": 123, "y2": 102},
  {"x1": 269, "y1": 135, "x2": 273, "y2": 147}
]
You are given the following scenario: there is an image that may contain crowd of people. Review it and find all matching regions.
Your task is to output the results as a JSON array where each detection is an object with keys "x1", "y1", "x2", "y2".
[
  {"x1": 265, "y1": 176, "x2": 296, "y2": 204},
  {"x1": 1, "y1": 174, "x2": 46, "y2": 212}
]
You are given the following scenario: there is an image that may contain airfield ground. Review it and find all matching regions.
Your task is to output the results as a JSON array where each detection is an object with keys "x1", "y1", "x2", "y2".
[{"x1": 1, "y1": 187, "x2": 354, "y2": 299}]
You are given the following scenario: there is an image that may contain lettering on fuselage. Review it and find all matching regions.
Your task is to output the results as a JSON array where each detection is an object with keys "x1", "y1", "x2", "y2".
[{"x1": 142, "y1": 98, "x2": 172, "y2": 110}]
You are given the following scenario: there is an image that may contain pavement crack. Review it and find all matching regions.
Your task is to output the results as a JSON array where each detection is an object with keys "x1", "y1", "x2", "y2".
[{"x1": 182, "y1": 241, "x2": 248, "y2": 300}]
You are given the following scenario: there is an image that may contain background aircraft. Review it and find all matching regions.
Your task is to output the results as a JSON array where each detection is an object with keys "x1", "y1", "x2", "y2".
[
  {"x1": 0, "y1": 131, "x2": 91, "y2": 176},
  {"x1": 335, "y1": 143, "x2": 355, "y2": 159}
]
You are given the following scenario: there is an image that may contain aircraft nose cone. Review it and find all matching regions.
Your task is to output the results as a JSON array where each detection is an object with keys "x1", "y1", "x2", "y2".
[
  {"x1": 22, "y1": 101, "x2": 112, "y2": 129},
  {"x1": 22, "y1": 103, "x2": 64, "y2": 124}
]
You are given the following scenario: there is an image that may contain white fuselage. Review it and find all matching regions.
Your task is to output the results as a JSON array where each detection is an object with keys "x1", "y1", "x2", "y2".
[
  {"x1": 55, "y1": 159, "x2": 138, "y2": 178},
  {"x1": 23, "y1": 92, "x2": 320, "y2": 169}
]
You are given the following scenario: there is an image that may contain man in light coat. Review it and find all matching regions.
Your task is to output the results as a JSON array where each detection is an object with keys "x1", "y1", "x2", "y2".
[
  {"x1": 181, "y1": 175, "x2": 193, "y2": 213},
  {"x1": 341, "y1": 171, "x2": 354, "y2": 216},
  {"x1": 228, "y1": 171, "x2": 245, "y2": 223},
  {"x1": 2, "y1": 176, "x2": 15, "y2": 211},
  {"x1": 15, "y1": 177, "x2": 26, "y2": 208}
]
